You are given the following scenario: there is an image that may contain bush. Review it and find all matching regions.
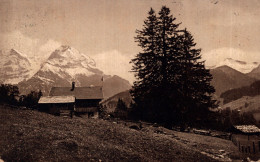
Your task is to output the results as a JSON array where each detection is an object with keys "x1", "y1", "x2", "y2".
[
  {"x1": 0, "y1": 84, "x2": 19, "y2": 105},
  {"x1": 99, "y1": 105, "x2": 110, "y2": 119},
  {"x1": 19, "y1": 90, "x2": 42, "y2": 109},
  {"x1": 114, "y1": 98, "x2": 128, "y2": 119}
]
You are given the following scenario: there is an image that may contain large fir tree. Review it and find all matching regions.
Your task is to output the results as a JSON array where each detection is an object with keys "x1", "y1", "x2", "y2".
[{"x1": 130, "y1": 6, "x2": 216, "y2": 127}]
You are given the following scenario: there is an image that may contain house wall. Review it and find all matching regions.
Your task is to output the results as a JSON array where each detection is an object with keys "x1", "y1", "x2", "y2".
[
  {"x1": 39, "y1": 99, "x2": 101, "y2": 118},
  {"x1": 232, "y1": 134, "x2": 260, "y2": 154},
  {"x1": 39, "y1": 103, "x2": 74, "y2": 115},
  {"x1": 38, "y1": 104, "x2": 51, "y2": 113},
  {"x1": 74, "y1": 99, "x2": 101, "y2": 118},
  {"x1": 75, "y1": 99, "x2": 101, "y2": 107}
]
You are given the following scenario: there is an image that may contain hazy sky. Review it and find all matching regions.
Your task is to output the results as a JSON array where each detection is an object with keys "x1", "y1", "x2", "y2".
[{"x1": 1, "y1": 0, "x2": 260, "y2": 82}]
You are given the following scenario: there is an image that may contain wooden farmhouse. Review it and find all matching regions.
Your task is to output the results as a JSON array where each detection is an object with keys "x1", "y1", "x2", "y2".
[
  {"x1": 38, "y1": 82, "x2": 103, "y2": 118},
  {"x1": 231, "y1": 125, "x2": 260, "y2": 154},
  {"x1": 38, "y1": 96, "x2": 75, "y2": 117}
]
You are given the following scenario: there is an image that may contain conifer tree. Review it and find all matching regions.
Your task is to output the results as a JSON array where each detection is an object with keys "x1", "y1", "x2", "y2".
[
  {"x1": 115, "y1": 98, "x2": 127, "y2": 112},
  {"x1": 114, "y1": 98, "x2": 128, "y2": 119},
  {"x1": 175, "y1": 29, "x2": 216, "y2": 125},
  {"x1": 131, "y1": 6, "x2": 216, "y2": 127}
]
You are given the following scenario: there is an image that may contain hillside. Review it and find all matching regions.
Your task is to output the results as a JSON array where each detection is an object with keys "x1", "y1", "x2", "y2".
[
  {"x1": 210, "y1": 65, "x2": 255, "y2": 96},
  {"x1": 220, "y1": 95, "x2": 260, "y2": 113},
  {"x1": 219, "y1": 95, "x2": 260, "y2": 124},
  {"x1": 247, "y1": 64, "x2": 260, "y2": 80},
  {"x1": 102, "y1": 76, "x2": 131, "y2": 100},
  {"x1": 0, "y1": 106, "x2": 247, "y2": 161},
  {"x1": 102, "y1": 90, "x2": 132, "y2": 112},
  {"x1": 220, "y1": 80, "x2": 260, "y2": 104}
]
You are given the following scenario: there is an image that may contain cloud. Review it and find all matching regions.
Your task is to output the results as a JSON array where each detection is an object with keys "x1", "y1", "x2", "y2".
[
  {"x1": 38, "y1": 39, "x2": 61, "y2": 61},
  {"x1": 0, "y1": 30, "x2": 39, "y2": 57},
  {"x1": 202, "y1": 47, "x2": 260, "y2": 66},
  {"x1": 39, "y1": 39, "x2": 61, "y2": 54},
  {"x1": 93, "y1": 50, "x2": 135, "y2": 84}
]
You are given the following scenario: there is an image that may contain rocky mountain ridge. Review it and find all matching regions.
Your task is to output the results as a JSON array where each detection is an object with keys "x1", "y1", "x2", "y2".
[
  {"x1": 0, "y1": 46, "x2": 131, "y2": 98},
  {"x1": 0, "y1": 49, "x2": 33, "y2": 84}
]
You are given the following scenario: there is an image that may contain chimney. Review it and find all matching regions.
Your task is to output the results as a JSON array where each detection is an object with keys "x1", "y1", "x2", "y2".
[{"x1": 71, "y1": 81, "x2": 75, "y2": 91}]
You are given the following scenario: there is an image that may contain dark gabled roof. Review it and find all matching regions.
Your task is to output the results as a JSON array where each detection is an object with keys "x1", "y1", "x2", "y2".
[
  {"x1": 49, "y1": 86, "x2": 103, "y2": 99},
  {"x1": 38, "y1": 96, "x2": 75, "y2": 104}
]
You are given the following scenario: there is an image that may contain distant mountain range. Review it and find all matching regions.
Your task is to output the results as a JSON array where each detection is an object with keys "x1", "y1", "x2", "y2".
[
  {"x1": 0, "y1": 46, "x2": 131, "y2": 98},
  {"x1": 103, "y1": 58, "x2": 260, "y2": 109},
  {"x1": 208, "y1": 58, "x2": 260, "y2": 96},
  {"x1": 210, "y1": 65, "x2": 257, "y2": 96},
  {"x1": 1, "y1": 46, "x2": 259, "y2": 101},
  {"x1": 209, "y1": 58, "x2": 259, "y2": 74}
]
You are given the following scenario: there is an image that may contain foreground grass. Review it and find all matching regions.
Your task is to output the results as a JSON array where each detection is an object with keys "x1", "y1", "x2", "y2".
[{"x1": 0, "y1": 105, "x2": 246, "y2": 161}]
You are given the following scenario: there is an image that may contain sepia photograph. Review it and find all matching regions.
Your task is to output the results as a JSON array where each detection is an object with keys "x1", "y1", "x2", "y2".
[{"x1": 0, "y1": 0, "x2": 260, "y2": 161}]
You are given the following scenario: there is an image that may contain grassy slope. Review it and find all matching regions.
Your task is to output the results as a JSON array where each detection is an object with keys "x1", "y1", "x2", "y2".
[
  {"x1": 221, "y1": 95, "x2": 260, "y2": 112},
  {"x1": 0, "y1": 105, "x2": 245, "y2": 162},
  {"x1": 220, "y1": 95, "x2": 260, "y2": 122}
]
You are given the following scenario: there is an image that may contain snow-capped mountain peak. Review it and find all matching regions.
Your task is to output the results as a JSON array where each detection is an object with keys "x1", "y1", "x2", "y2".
[
  {"x1": 9, "y1": 49, "x2": 25, "y2": 59},
  {"x1": 45, "y1": 45, "x2": 96, "y2": 68},
  {"x1": 24, "y1": 45, "x2": 104, "y2": 90},
  {"x1": 17, "y1": 45, "x2": 131, "y2": 98},
  {"x1": 0, "y1": 49, "x2": 32, "y2": 84},
  {"x1": 210, "y1": 58, "x2": 259, "y2": 73}
]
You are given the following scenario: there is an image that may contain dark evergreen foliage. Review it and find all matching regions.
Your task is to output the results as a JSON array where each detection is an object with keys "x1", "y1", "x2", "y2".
[
  {"x1": 130, "y1": 6, "x2": 216, "y2": 127},
  {"x1": 114, "y1": 98, "x2": 128, "y2": 119},
  {"x1": 115, "y1": 98, "x2": 127, "y2": 111},
  {"x1": 19, "y1": 90, "x2": 42, "y2": 109},
  {"x1": 99, "y1": 104, "x2": 109, "y2": 119},
  {"x1": 0, "y1": 84, "x2": 19, "y2": 105},
  {"x1": 0, "y1": 84, "x2": 42, "y2": 109},
  {"x1": 217, "y1": 108, "x2": 258, "y2": 131}
]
